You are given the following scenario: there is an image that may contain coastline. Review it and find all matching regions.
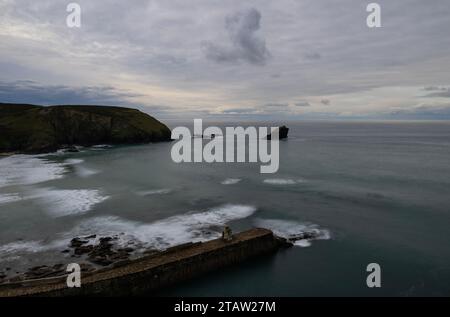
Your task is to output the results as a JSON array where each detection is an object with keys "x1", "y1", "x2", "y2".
[
  {"x1": 0, "y1": 152, "x2": 16, "y2": 157},
  {"x1": 0, "y1": 228, "x2": 290, "y2": 297}
]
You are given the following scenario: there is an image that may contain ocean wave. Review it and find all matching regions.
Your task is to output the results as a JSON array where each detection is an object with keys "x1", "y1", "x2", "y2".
[
  {"x1": 70, "y1": 204, "x2": 257, "y2": 250},
  {"x1": 0, "y1": 193, "x2": 22, "y2": 205},
  {"x1": 221, "y1": 178, "x2": 242, "y2": 185},
  {"x1": 137, "y1": 189, "x2": 172, "y2": 196},
  {"x1": 0, "y1": 204, "x2": 257, "y2": 258},
  {"x1": 0, "y1": 155, "x2": 67, "y2": 188},
  {"x1": 91, "y1": 144, "x2": 112, "y2": 150},
  {"x1": 65, "y1": 159, "x2": 84, "y2": 165},
  {"x1": 0, "y1": 239, "x2": 68, "y2": 260},
  {"x1": 0, "y1": 241, "x2": 47, "y2": 255},
  {"x1": 31, "y1": 188, "x2": 109, "y2": 218},
  {"x1": 64, "y1": 158, "x2": 99, "y2": 177},
  {"x1": 255, "y1": 219, "x2": 330, "y2": 247},
  {"x1": 263, "y1": 178, "x2": 305, "y2": 185},
  {"x1": 74, "y1": 166, "x2": 99, "y2": 178}
]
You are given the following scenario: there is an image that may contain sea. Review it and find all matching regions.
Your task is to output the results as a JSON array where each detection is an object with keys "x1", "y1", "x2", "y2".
[{"x1": 0, "y1": 120, "x2": 449, "y2": 296}]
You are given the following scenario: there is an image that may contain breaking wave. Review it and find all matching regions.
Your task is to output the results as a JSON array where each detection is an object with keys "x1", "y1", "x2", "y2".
[
  {"x1": 263, "y1": 178, "x2": 305, "y2": 185},
  {"x1": 0, "y1": 155, "x2": 67, "y2": 188},
  {"x1": 69, "y1": 204, "x2": 257, "y2": 250},
  {"x1": 31, "y1": 188, "x2": 109, "y2": 217},
  {"x1": 137, "y1": 189, "x2": 172, "y2": 196},
  {"x1": 255, "y1": 219, "x2": 330, "y2": 247},
  {"x1": 0, "y1": 204, "x2": 257, "y2": 258},
  {"x1": 0, "y1": 193, "x2": 22, "y2": 205},
  {"x1": 221, "y1": 178, "x2": 242, "y2": 185}
]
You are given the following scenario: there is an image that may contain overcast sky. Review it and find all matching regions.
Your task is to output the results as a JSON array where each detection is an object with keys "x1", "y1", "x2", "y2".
[{"x1": 1, "y1": 0, "x2": 450, "y2": 120}]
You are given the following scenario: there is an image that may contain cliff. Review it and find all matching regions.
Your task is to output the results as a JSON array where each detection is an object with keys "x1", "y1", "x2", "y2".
[{"x1": 0, "y1": 103, "x2": 172, "y2": 154}]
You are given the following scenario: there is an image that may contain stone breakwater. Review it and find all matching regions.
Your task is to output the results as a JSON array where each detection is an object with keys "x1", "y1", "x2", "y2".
[{"x1": 0, "y1": 228, "x2": 290, "y2": 297}]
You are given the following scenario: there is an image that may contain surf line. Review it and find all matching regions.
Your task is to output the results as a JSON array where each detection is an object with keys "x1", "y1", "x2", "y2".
[{"x1": 171, "y1": 119, "x2": 280, "y2": 173}]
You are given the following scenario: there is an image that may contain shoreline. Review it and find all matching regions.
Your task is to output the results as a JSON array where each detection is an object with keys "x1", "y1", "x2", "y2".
[
  {"x1": 0, "y1": 228, "x2": 290, "y2": 297},
  {"x1": 0, "y1": 152, "x2": 16, "y2": 157}
]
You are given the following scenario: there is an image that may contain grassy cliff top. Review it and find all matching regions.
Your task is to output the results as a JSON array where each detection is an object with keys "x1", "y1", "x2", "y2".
[{"x1": 0, "y1": 103, "x2": 172, "y2": 154}]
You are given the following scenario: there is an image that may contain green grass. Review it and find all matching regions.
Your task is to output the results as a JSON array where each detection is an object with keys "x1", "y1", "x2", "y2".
[{"x1": 0, "y1": 103, "x2": 171, "y2": 153}]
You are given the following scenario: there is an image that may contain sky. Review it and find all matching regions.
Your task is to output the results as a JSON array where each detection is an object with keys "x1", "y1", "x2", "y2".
[{"x1": 1, "y1": 0, "x2": 450, "y2": 120}]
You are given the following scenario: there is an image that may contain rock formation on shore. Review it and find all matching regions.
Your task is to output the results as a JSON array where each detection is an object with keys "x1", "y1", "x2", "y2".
[{"x1": 0, "y1": 103, "x2": 172, "y2": 154}]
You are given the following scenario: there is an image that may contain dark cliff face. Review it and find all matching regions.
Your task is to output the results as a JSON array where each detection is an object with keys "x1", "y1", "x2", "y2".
[{"x1": 0, "y1": 103, "x2": 172, "y2": 154}]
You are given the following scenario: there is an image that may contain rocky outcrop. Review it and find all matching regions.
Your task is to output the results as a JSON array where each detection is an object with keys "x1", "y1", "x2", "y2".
[
  {"x1": 68, "y1": 235, "x2": 137, "y2": 267},
  {"x1": 0, "y1": 103, "x2": 172, "y2": 154},
  {"x1": 266, "y1": 125, "x2": 289, "y2": 140}
]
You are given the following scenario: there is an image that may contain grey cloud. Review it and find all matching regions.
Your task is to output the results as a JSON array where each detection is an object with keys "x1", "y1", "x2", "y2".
[
  {"x1": 388, "y1": 104, "x2": 450, "y2": 120},
  {"x1": 321, "y1": 99, "x2": 331, "y2": 106},
  {"x1": 0, "y1": 80, "x2": 142, "y2": 107},
  {"x1": 424, "y1": 88, "x2": 450, "y2": 98},
  {"x1": 423, "y1": 86, "x2": 448, "y2": 91},
  {"x1": 203, "y1": 8, "x2": 270, "y2": 66},
  {"x1": 2, "y1": 1, "x2": 450, "y2": 120},
  {"x1": 304, "y1": 52, "x2": 321, "y2": 60},
  {"x1": 221, "y1": 107, "x2": 258, "y2": 114},
  {"x1": 295, "y1": 101, "x2": 311, "y2": 107},
  {"x1": 221, "y1": 103, "x2": 290, "y2": 117},
  {"x1": 262, "y1": 103, "x2": 289, "y2": 109}
]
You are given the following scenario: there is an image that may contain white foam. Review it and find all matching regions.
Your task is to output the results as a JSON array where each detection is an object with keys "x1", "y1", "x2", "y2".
[
  {"x1": 263, "y1": 178, "x2": 296, "y2": 185},
  {"x1": 31, "y1": 188, "x2": 109, "y2": 217},
  {"x1": 75, "y1": 166, "x2": 99, "y2": 178},
  {"x1": 63, "y1": 158, "x2": 99, "y2": 177},
  {"x1": 255, "y1": 219, "x2": 330, "y2": 247},
  {"x1": 65, "y1": 159, "x2": 84, "y2": 165},
  {"x1": 0, "y1": 240, "x2": 46, "y2": 255},
  {"x1": 0, "y1": 204, "x2": 256, "y2": 258},
  {"x1": 0, "y1": 193, "x2": 22, "y2": 205},
  {"x1": 137, "y1": 189, "x2": 172, "y2": 196},
  {"x1": 91, "y1": 144, "x2": 112, "y2": 149},
  {"x1": 263, "y1": 178, "x2": 306, "y2": 185},
  {"x1": 0, "y1": 155, "x2": 67, "y2": 188},
  {"x1": 221, "y1": 178, "x2": 242, "y2": 185},
  {"x1": 70, "y1": 204, "x2": 257, "y2": 250},
  {"x1": 0, "y1": 239, "x2": 68, "y2": 259}
]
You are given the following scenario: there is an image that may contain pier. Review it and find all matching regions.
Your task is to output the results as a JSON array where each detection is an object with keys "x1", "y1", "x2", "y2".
[{"x1": 0, "y1": 228, "x2": 288, "y2": 297}]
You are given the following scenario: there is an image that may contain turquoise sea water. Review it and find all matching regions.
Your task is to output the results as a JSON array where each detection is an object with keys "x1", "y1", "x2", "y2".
[{"x1": 1, "y1": 121, "x2": 449, "y2": 296}]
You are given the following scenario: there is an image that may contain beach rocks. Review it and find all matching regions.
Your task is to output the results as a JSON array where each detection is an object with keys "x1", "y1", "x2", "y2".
[
  {"x1": 64, "y1": 145, "x2": 80, "y2": 153},
  {"x1": 3, "y1": 263, "x2": 96, "y2": 283},
  {"x1": 68, "y1": 235, "x2": 135, "y2": 267},
  {"x1": 0, "y1": 272, "x2": 6, "y2": 283},
  {"x1": 286, "y1": 231, "x2": 321, "y2": 243},
  {"x1": 23, "y1": 264, "x2": 66, "y2": 279},
  {"x1": 70, "y1": 237, "x2": 89, "y2": 248},
  {"x1": 0, "y1": 234, "x2": 139, "y2": 285}
]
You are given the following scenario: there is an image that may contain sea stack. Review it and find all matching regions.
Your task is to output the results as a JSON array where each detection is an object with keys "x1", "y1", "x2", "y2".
[{"x1": 267, "y1": 126, "x2": 289, "y2": 140}]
